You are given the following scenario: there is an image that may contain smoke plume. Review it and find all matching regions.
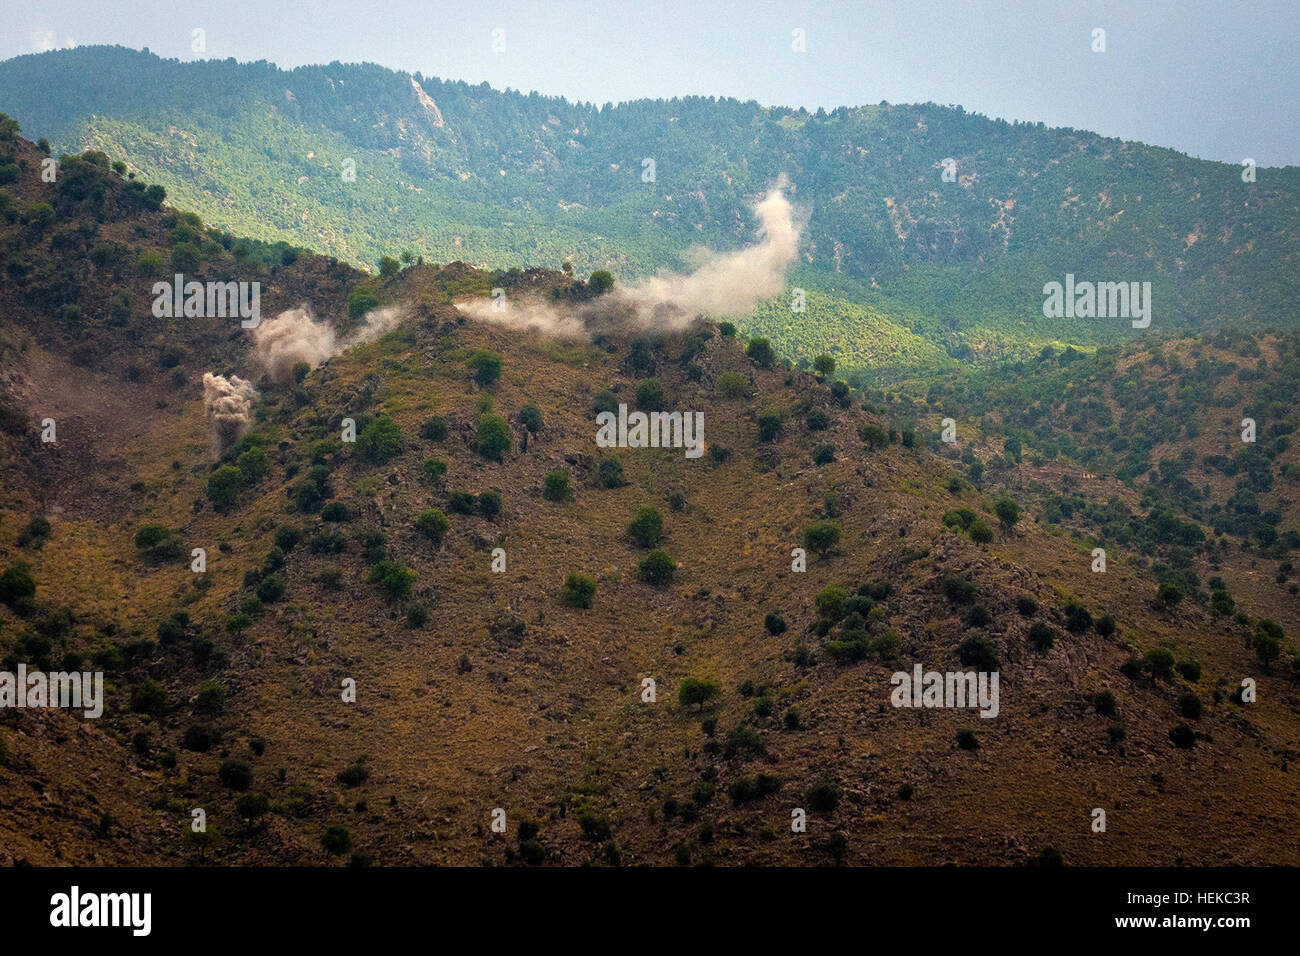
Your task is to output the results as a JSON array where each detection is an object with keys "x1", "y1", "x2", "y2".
[
  {"x1": 456, "y1": 182, "x2": 801, "y2": 336},
  {"x1": 202, "y1": 372, "x2": 259, "y2": 453},
  {"x1": 251, "y1": 304, "x2": 407, "y2": 383}
]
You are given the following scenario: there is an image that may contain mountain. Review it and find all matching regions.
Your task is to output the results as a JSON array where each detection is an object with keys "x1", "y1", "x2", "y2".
[
  {"x1": 3, "y1": 45, "x2": 1300, "y2": 380},
  {"x1": 1, "y1": 122, "x2": 1298, "y2": 866}
]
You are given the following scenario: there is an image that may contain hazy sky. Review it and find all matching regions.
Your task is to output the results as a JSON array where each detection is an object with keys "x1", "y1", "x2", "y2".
[{"x1": 6, "y1": 0, "x2": 1298, "y2": 165}]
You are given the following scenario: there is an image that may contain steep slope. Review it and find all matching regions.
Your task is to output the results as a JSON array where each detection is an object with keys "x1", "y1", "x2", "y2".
[{"x1": 1, "y1": 127, "x2": 1298, "y2": 866}]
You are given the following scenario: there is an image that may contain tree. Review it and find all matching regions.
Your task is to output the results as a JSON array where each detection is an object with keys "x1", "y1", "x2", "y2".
[
  {"x1": 757, "y1": 410, "x2": 782, "y2": 443},
  {"x1": 356, "y1": 416, "x2": 402, "y2": 464},
  {"x1": 0, "y1": 564, "x2": 36, "y2": 608},
  {"x1": 477, "y1": 415, "x2": 511, "y2": 461},
  {"x1": 519, "y1": 404, "x2": 543, "y2": 433},
  {"x1": 560, "y1": 572, "x2": 596, "y2": 609},
  {"x1": 543, "y1": 470, "x2": 572, "y2": 501},
  {"x1": 1254, "y1": 621, "x2": 1283, "y2": 668},
  {"x1": 813, "y1": 354, "x2": 836, "y2": 377},
  {"x1": 802, "y1": 521, "x2": 841, "y2": 555},
  {"x1": 322, "y1": 825, "x2": 353, "y2": 856},
  {"x1": 204, "y1": 464, "x2": 246, "y2": 509},
  {"x1": 638, "y1": 549, "x2": 676, "y2": 585},
  {"x1": 588, "y1": 270, "x2": 614, "y2": 295},
  {"x1": 993, "y1": 498, "x2": 1020, "y2": 532},
  {"x1": 378, "y1": 255, "x2": 400, "y2": 277},
  {"x1": 347, "y1": 287, "x2": 379, "y2": 319},
  {"x1": 218, "y1": 759, "x2": 253, "y2": 790},
  {"x1": 677, "y1": 677, "x2": 720, "y2": 708},
  {"x1": 746, "y1": 337, "x2": 776, "y2": 368},
  {"x1": 415, "y1": 509, "x2": 450, "y2": 545},
  {"x1": 626, "y1": 507, "x2": 664, "y2": 548},
  {"x1": 467, "y1": 349, "x2": 503, "y2": 388},
  {"x1": 368, "y1": 561, "x2": 415, "y2": 600},
  {"x1": 1156, "y1": 582, "x2": 1183, "y2": 609}
]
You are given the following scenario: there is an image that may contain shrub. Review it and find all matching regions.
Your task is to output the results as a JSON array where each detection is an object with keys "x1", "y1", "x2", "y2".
[
  {"x1": 1176, "y1": 659, "x2": 1202, "y2": 682},
  {"x1": 236, "y1": 446, "x2": 268, "y2": 485},
  {"x1": 940, "y1": 574, "x2": 976, "y2": 605},
  {"x1": 256, "y1": 574, "x2": 286, "y2": 603},
  {"x1": 347, "y1": 288, "x2": 379, "y2": 319},
  {"x1": 1178, "y1": 693, "x2": 1202, "y2": 719},
  {"x1": 338, "y1": 760, "x2": 370, "y2": 787},
  {"x1": 195, "y1": 681, "x2": 225, "y2": 716},
  {"x1": 802, "y1": 521, "x2": 841, "y2": 555},
  {"x1": 422, "y1": 458, "x2": 448, "y2": 484},
  {"x1": 958, "y1": 635, "x2": 998, "y2": 670},
  {"x1": 1145, "y1": 647, "x2": 1176, "y2": 682},
  {"x1": 519, "y1": 404, "x2": 543, "y2": 433},
  {"x1": 993, "y1": 498, "x2": 1020, "y2": 532},
  {"x1": 218, "y1": 759, "x2": 253, "y2": 790},
  {"x1": 1028, "y1": 622, "x2": 1055, "y2": 652},
  {"x1": 587, "y1": 270, "x2": 614, "y2": 295},
  {"x1": 626, "y1": 507, "x2": 664, "y2": 547},
  {"x1": 765, "y1": 612, "x2": 787, "y2": 635},
  {"x1": 543, "y1": 470, "x2": 572, "y2": 502},
  {"x1": 477, "y1": 415, "x2": 511, "y2": 461},
  {"x1": 134, "y1": 524, "x2": 184, "y2": 562},
  {"x1": 723, "y1": 725, "x2": 766, "y2": 760},
  {"x1": 717, "y1": 371, "x2": 748, "y2": 399},
  {"x1": 859, "y1": 423, "x2": 888, "y2": 448},
  {"x1": 467, "y1": 350, "x2": 503, "y2": 388},
  {"x1": 477, "y1": 490, "x2": 501, "y2": 519},
  {"x1": 415, "y1": 509, "x2": 450, "y2": 545},
  {"x1": 1168, "y1": 723, "x2": 1195, "y2": 749},
  {"x1": 969, "y1": 521, "x2": 994, "y2": 544},
  {"x1": 1093, "y1": 689, "x2": 1116, "y2": 717},
  {"x1": 1016, "y1": 595, "x2": 1038, "y2": 617},
  {"x1": 596, "y1": 456, "x2": 626, "y2": 488},
  {"x1": 130, "y1": 678, "x2": 167, "y2": 717},
  {"x1": 322, "y1": 825, "x2": 352, "y2": 855},
  {"x1": 357, "y1": 416, "x2": 402, "y2": 464},
  {"x1": 677, "y1": 677, "x2": 720, "y2": 708},
  {"x1": 320, "y1": 502, "x2": 351, "y2": 522},
  {"x1": 236, "y1": 793, "x2": 270, "y2": 823},
  {"x1": 757, "y1": 410, "x2": 782, "y2": 442},
  {"x1": 368, "y1": 561, "x2": 415, "y2": 600},
  {"x1": 812, "y1": 444, "x2": 835, "y2": 465},
  {"x1": 956, "y1": 729, "x2": 979, "y2": 750},
  {"x1": 806, "y1": 782, "x2": 840, "y2": 813},
  {"x1": 592, "y1": 390, "x2": 619, "y2": 416},
  {"x1": 0, "y1": 563, "x2": 36, "y2": 608},
  {"x1": 746, "y1": 337, "x2": 775, "y2": 367},
  {"x1": 1063, "y1": 601, "x2": 1093, "y2": 633},
  {"x1": 638, "y1": 549, "x2": 676, "y2": 586},
  {"x1": 635, "y1": 377, "x2": 663, "y2": 411},
  {"x1": 1094, "y1": 614, "x2": 1116, "y2": 637},
  {"x1": 205, "y1": 465, "x2": 246, "y2": 509},
  {"x1": 1156, "y1": 582, "x2": 1183, "y2": 608},
  {"x1": 420, "y1": 416, "x2": 448, "y2": 441},
  {"x1": 447, "y1": 491, "x2": 476, "y2": 515},
  {"x1": 560, "y1": 573, "x2": 596, "y2": 609}
]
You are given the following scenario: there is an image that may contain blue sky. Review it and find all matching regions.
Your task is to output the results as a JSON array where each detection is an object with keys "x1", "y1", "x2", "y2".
[{"x1": 6, "y1": 0, "x2": 1298, "y2": 165}]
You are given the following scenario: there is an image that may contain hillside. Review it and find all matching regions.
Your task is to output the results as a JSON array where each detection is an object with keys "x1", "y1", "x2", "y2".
[
  {"x1": 3, "y1": 46, "x2": 1299, "y2": 379},
  {"x1": 1, "y1": 123, "x2": 1298, "y2": 866}
]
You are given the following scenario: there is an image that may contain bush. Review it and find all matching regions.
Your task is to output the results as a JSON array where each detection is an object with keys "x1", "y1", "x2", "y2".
[
  {"x1": 1168, "y1": 723, "x2": 1195, "y2": 749},
  {"x1": 993, "y1": 498, "x2": 1020, "y2": 531},
  {"x1": 542, "y1": 470, "x2": 572, "y2": 502},
  {"x1": 1176, "y1": 659, "x2": 1202, "y2": 682},
  {"x1": 477, "y1": 415, "x2": 511, "y2": 461},
  {"x1": 802, "y1": 521, "x2": 841, "y2": 555},
  {"x1": 592, "y1": 390, "x2": 619, "y2": 416},
  {"x1": 723, "y1": 725, "x2": 766, "y2": 760},
  {"x1": 130, "y1": 678, "x2": 167, "y2": 717},
  {"x1": 356, "y1": 416, "x2": 402, "y2": 464},
  {"x1": 338, "y1": 760, "x2": 370, "y2": 787},
  {"x1": 765, "y1": 612, "x2": 787, "y2": 635},
  {"x1": 134, "y1": 524, "x2": 183, "y2": 561},
  {"x1": 477, "y1": 490, "x2": 501, "y2": 519},
  {"x1": 746, "y1": 337, "x2": 775, "y2": 367},
  {"x1": 422, "y1": 459, "x2": 447, "y2": 484},
  {"x1": 1178, "y1": 693, "x2": 1202, "y2": 719},
  {"x1": 1156, "y1": 582, "x2": 1183, "y2": 608},
  {"x1": 1063, "y1": 601, "x2": 1093, "y2": 633},
  {"x1": 368, "y1": 561, "x2": 415, "y2": 600},
  {"x1": 218, "y1": 759, "x2": 253, "y2": 790},
  {"x1": 236, "y1": 793, "x2": 270, "y2": 823},
  {"x1": 195, "y1": 681, "x2": 225, "y2": 716},
  {"x1": 519, "y1": 405, "x2": 543, "y2": 434},
  {"x1": 596, "y1": 456, "x2": 626, "y2": 488},
  {"x1": 467, "y1": 350, "x2": 503, "y2": 388},
  {"x1": 1145, "y1": 647, "x2": 1176, "y2": 682},
  {"x1": 812, "y1": 444, "x2": 835, "y2": 465},
  {"x1": 1093, "y1": 689, "x2": 1116, "y2": 717},
  {"x1": 347, "y1": 287, "x2": 379, "y2": 319},
  {"x1": 1094, "y1": 614, "x2": 1116, "y2": 637},
  {"x1": 415, "y1": 509, "x2": 450, "y2": 545},
  {"x1": 588, "y1": 270, "x2": 614, "y2": 295},
  {"x1": 322, "y1": 825, "x2": 353, "y2": 855},
  {"x1": 635, "y1": 377, "x2": 663, "y2": 411},
  {"x1": 956, "y1": 729, "x2": 979, "y2": 750},
  {"x1": 205, "y1": 465, "x2": 246, "y2": 509},
  {"x1": 638, "y1": 549, "x2": 676, "y2": 586},
  {"x1": 447, "y1": 491, "x2": 476, "y2": 515},
  {"x1": 560, "y1": 573, "x2": 596, "y2": 609},
  {"x1": 256, "y1": 574, "x2": 286, "y2": 603},
  {"x1": 1028, "y1": 622, "x2": 1055, "y2": 652},
  {"x1": 969, "y1": 521, "x2": 994, "y2": 544},
  {"x1": 420, "y1": 416, "x2": 448, "y2": 441},
  {"x1": 717, "y1": 371, "x2": 748, "y2": 399},
  {"x1": 958, "y1": 635, "x2": 998, "y2": 670},
  {"x1": 1016, "y1": 595, "x2": 1038, "y2": 617},
  {"x1": 0, "y1": 563, "x2": 36, "y2": 608},
  {"x1": 677, "y1": 677, "x2": 720, "y2": 708},
  {"x1": 626, "y1": 507, "x2": 663, "y2": 547},
  {"x1": 319, "y1": 502, "x2": 351, "y2": 522},
  {"x1": 859, "y1": 423, "x2": 888, "y2": 448},
  {"x1": 757, "y1": 411, "x2": 782, "y2": 443},
  {"x1": 806, "y1": 782, "x2": 840, "y2": 813},
  {"x1": 940, "y1": 574, "x2": 976, "y2": 605}
]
